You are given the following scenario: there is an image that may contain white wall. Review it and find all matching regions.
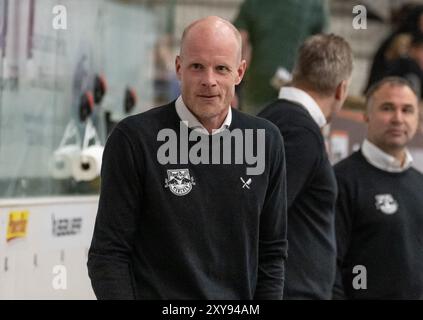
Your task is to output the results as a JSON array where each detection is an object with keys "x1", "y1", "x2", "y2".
[{"x1": 0, "y1": 197, "x2": 98, "y2": 299}]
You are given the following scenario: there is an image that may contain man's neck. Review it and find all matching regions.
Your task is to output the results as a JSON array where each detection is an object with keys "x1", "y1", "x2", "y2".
[
  {"x1": 293, "y1": 84, "x2": 331, "y2": 121},
  {"x1": 178, "y1": 97, "x2": 230, "y2": 134},
  {"x1": 373, "y1": 141, "x2": 406, "y2": 165},
  {"x1": 201, "y1": 114, "x2": 227, "y2": 134},
  {"x1": 390, "y1": 149, "x2": 406, "y2": 166}
]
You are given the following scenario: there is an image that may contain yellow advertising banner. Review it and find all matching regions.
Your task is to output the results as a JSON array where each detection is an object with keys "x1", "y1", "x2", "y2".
[{"x1": 7, "y1": 210, "x2": 29, "y2": 242}]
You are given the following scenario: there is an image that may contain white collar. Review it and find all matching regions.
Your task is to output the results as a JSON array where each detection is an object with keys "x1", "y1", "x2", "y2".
[
  {"x1": 175, "y1": 96, "x2": 231, "y2": 135},
  {"x1": 361, "y1": 139, "x2": 413, "y2": 172},
  {"x1": 279, "y1": 86, "x2": 327, "y2": 128}
]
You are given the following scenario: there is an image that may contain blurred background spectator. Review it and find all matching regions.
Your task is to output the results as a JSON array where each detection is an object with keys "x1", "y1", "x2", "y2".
[
  {"x1": 365, "y1": 3, "x2": 423, "y2": 92},
  {"x1": 233, "y1": 0, "x2": 330, "y2": 115},
  {"x1": 385, "y1": 32, "x2": 423, "y2": 97}
]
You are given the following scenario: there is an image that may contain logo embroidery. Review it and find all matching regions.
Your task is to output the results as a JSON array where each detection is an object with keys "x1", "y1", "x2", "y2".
[
  {"x1": 165, "y1": 169, "x2": 195, "y2": 196},
  {"x1": 375, "y1": 194, "x2": 398, "y2": 215},
  {"x1": 240, "y1": 177, "x2": 252, "y2": 189}
]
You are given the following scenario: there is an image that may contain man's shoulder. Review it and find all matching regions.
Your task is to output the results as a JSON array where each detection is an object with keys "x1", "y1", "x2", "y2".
[
  {"x1": 123, "y1": 102, "x2": 175, "y2": 124},
  {"x1": 259, "y1": 99, "x2": 322, "y2": 143},
  {"x1": 334, "y1": 151, "x2": 366, "y2": 176},
  {"x1": 116, "y1": 102, "x2": 177, "y2": 132},
  {"x1": 232, "y1": 108, "x2": 283, "y2": 139},
  {"x1": 259, "y1": 99, "x2": 318, "y2": 127},
  {"x1": 409, "y1": 167, "x2": 423, "y2": 180}
]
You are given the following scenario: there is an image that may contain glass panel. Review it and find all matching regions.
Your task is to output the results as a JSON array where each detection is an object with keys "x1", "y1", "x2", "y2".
[{"x1": 0, "y1": 0, "x2": 160, "y2": 198}]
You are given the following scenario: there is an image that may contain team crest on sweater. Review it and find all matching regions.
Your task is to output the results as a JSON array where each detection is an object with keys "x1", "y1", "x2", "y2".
[
  {"x1": 164, "y1": 169, "x2": 195, "y2": 196},
  {"x1": 375, "y1": 194, "x2": 398, "y2": 215}
]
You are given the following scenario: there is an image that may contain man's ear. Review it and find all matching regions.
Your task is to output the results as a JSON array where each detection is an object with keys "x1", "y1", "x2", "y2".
[
  {"x1": 364, "y1": 99, "x2": 373, "y2": 123},
  {"x1": 235, "y1": 59, "x2": 247, "y2": 85},
  {"x1": 335, "y1": 80, "x2": 348, "y2": 101},
  {"x1": 363, "y1": 111, "x2": 370, "y2": 123},
  {"x1": 175, "y1": 56, "x2": 182, "y2": 81}
]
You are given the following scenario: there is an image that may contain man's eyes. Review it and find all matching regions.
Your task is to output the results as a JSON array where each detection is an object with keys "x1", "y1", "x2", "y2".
[
  {"x1": 216, "y1": 65, "x2": 230, "y2": 72},
  {"x1": 191, "y1": 63, "x2": 203, "y2": 70},
  {"x1": 403, "y1": 107, "x2": 415, "y2": 114},
  {"x1": 380, "y1": 105, "x2": 416, "y2": 113},
  {"x1": 189, "y1": 64, "x2": 230, "y2": 72},
  {"x1": 381, "y1": 105, "x2": 393, "y2": 111}
]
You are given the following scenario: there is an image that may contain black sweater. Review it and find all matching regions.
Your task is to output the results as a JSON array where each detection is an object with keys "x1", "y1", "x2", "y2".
[
  {"x1": 333, "y1": 151, "x2": 423, "y2": 299},
  {"x1": 87, "y1": 102, "x2": 288, "y2": 299},
  {"x1": 259, "y1": 99, "x2": 337, "y2": 299}
]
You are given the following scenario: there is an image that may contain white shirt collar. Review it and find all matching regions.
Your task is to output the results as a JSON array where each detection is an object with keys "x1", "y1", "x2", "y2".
[
  {"x1": 175, "y1": 96, "x2": 231, "y2": 135},
  {"x1": 278, "y1": 86, "x2": 327, "y2": 128},
  {"x1": 361, "y1": 139, "x2": 413, "y2": 172}
]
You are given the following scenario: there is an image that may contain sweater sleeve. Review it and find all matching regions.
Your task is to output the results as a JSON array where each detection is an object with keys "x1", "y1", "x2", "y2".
[
  {"x1": 87, "y1": 126, "x2": 143, "y2": 299},
  {"x1": 254, "y1": 130, "x2": 288, "y2": 300},
  {"x1": 332, "y1": 171, "x2": 354, "y2": 299}
]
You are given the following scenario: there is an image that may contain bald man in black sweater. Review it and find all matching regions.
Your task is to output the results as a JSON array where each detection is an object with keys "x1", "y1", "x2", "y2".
[{"x1": 88, "y1": 16, "x2": 287, "y2": 300}]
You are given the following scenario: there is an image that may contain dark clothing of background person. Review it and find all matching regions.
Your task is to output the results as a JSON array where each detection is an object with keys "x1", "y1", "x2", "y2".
[
  {"x1": 233, "y1": 0, "x2": 328, "y2": 114},
  {"x1": 385, "y1": 56, "x2": 423, "y2": 97},
  {"x1": 333, "y1": 150, "x2": 423, "y2": 299},
  {"x1": 259, "y1": 98, "x2": 337, "y2": 299}
]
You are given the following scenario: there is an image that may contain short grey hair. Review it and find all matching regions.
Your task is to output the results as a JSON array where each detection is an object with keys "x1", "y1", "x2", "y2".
[{"x1": 292, "y1": 33, "x2": 353, "y2": 95}]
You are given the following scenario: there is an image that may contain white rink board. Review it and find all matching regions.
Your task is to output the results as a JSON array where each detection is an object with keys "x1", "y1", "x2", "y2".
[{"x1": 0, "y1": 196, "x2": 98, "y2": 299}]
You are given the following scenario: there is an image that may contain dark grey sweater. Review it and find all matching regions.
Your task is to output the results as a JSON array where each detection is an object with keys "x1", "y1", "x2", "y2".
[
  {"x1": 87, "y1": 102, "x2": 288, "y2": 299},
  {"x1": 333, "y1": 151, "x2": 423, "y2": 299},
  {"x1": 259, "y1": 99, "x2": 337, "y2": 299}
]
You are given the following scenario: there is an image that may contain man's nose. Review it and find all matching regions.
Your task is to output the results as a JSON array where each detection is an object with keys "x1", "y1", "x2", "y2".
[
  {"x1": 392, "y1": 109, "x2": 404, "y2": 123},
  {"x1": 201, "y1": 68, "x2": 217, "y2": 87}
]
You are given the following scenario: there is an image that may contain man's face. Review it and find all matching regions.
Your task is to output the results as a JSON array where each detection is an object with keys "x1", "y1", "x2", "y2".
[
  {"x1": 175, "y1": 31, "x2": 246, "y2": 123},
  {"x1": 366, "y1": 83, "x2": 419, "y2": 153}
]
